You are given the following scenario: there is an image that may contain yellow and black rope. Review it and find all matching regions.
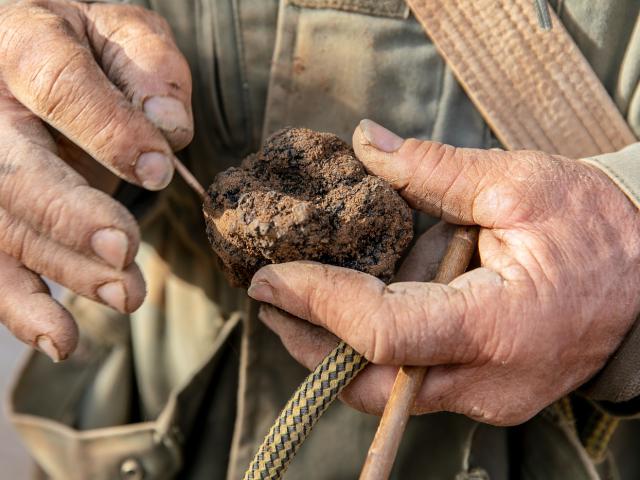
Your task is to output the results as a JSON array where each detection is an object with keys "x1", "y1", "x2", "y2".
[{"x1": 243, "y1": 341, "x2": 368, "y2": 480}]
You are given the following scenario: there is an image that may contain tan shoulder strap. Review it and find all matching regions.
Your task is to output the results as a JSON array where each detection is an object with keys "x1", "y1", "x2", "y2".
[{"x1": 406, "y1": 0, "x2": 636, "y2": 158}]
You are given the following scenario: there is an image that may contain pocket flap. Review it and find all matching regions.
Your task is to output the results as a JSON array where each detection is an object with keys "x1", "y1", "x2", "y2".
[{"x1": 289, "y1": 0, "x2": 409, "y2": 19}]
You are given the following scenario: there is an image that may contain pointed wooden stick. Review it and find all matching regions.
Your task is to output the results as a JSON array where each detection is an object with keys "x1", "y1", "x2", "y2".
[
  {"x1": 359, "y1": 225, "x2": 479, "y2": 480},
  {"x1": 174, "y1": 157, "x2": 206, "y2": 200}
]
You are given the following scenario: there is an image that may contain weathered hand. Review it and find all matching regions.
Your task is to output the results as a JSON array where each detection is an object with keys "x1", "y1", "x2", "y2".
[
  {"x1": 248, "y1": 120, "x2": 640, "y2": 426},
  {"x1": 0, "y1": 0, "x2": 193, "y2": 361}
]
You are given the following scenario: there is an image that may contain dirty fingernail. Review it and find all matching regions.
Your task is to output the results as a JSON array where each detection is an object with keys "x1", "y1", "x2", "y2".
[
  {"x1": 143, "y1": 96, "x2": 191, "y2": 133},
  {"x1": 135, "y1": 152, "x2": 174, "y2": 190},
  {"x1": 248, "y1": 280, "x2": 274, "y2": 304},
  {"x1": 359, "y1": 119, "x2": 404, "y2": 153},
  {"x1": 91, "y1": 228, "x2": 128, "y2": 269},
  {"x1": 36, "y1": 335, "x2": 61, "y2": 363},
  {"x1": 97, "y1": 281, "x2": 127, "y2": 312}
]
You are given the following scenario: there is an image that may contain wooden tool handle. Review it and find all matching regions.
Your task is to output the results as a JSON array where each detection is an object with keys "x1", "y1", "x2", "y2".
[{"x1": 359, "y1": 224, "x2": 479, "y2": 480}]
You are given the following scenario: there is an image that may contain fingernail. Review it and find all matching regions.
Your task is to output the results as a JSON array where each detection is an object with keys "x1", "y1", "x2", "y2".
[
  {"x1": 143, "y1": 96, "x2": 191, "y2": 133},
  {"x1": 247, "y1": 280, "x2": 274, "y2": 304},
  {"x1": 359, "y1": 119, "x2": 404, "y2": 153},
  {"x1": 36, "y1": 335, "x2": 60, "y2": 363},
  {"x1": 135, "y1": 152, "x2": 174, "y2": 190},
  {"x1": 91, "y1": 228, "x2": 128, "y2": 269},
  {"x1": 97, "y1": 281, "x2": 127, "y2": 312}
]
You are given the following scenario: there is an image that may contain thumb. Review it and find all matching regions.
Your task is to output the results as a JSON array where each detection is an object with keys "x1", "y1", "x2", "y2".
[
  {"x1": 248, "y1": 261, "x2": 487, "y2": 366},
  {"x1": 353, "y1": 120, "x2": 518, "y2": 226}
]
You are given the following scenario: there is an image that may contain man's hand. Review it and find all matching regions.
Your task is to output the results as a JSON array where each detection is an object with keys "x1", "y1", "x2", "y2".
[
  {"x1": 248, "y1": 119, "x2": 640, "y2": 426},
  {"x1": 0, "y1": 0, "x2": 193, "y2": 361}
]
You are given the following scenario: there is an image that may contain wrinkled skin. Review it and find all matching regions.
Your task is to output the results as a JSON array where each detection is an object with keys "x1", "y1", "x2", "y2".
[
  {"x1": 249, "y1": 119, "x2": 640, "y2": 426},
  {"x1": 0, "y1": 0, "x2": 193, "y2": 361}
]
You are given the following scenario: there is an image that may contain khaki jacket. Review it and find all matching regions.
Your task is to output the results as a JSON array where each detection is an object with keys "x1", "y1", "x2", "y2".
[{"x1": 7, "y1": 1, "x2": 640, "y2": 479}]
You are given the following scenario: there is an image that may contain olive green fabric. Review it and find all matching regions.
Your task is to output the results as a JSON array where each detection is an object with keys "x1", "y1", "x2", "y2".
[
  {"x1": 7, "y1": 1, "x2": 640, "y2": 479},
  {"x1": 585, "y1": 144, "x2": 640, "y2": 214},
  {"x1": 583, "y1": 143, "x2": 640, "y2": 407}
]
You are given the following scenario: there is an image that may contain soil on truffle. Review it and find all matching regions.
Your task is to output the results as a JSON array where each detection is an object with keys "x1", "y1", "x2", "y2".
[{"x1": 203, "y1": 127, "x2": 414, "y2": 288}]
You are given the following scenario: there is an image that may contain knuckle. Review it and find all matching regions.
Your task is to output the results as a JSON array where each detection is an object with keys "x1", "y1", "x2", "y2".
[
  {"x1": 29, "y1": 49, "x2": 89, "y2": 119},
  {"x1": 403, "y1": 140, "x2": 458, "y2": 212},
  {"x1": 86, "y1": 3, "x2": 172, "y2": 39},
  {"x1": 427, "y1": 287, "x2": 479, "y2": 363},
  {"x1": 362, "y1": 300, "x2": 399, "y2": 365},
  {"x1": 364, "y1": 323, "x2": 392, "y2": 364},
  {"x1": 96, "y1": 6, "x2": 176, "y2": 63},
  {"x1": 0, "y1": 210, "x2": 63, "y2": 282},
  {"x1": 406, "y1": 140, "x2": 446, "y2": 184},
  {"x1": 0, "y1": 7, "x2": 97, "y2": 122},
  {"x1": 38, "y1": 193, "x2": 67, "y2": 236},
  {"x1": 83, "y1": 106, "x2": 135, "y2": 164},
  {"x1": 0, "y1": 4, "x2": 32, "y2": 50},
  {"x1": 418, "y1": 141, "x2": 454, "y2": 172},
  {"x1": 455, "y1": 289, "x2": 493, "y2": 362},
  {"x1": 305, "y1": 278, "x2": 332, "y2": 323},
  {"x1": 0, "y1": 165, "x2": 23, "y2": 213},
  {"x1": 0, "y1": 210, "x2": 25, "y2": 259},
  {"x1": 2, "y1": 4, "x2": 78, "y2": 56}
]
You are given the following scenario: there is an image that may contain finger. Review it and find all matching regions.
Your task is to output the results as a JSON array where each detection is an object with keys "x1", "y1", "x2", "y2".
[
  {"x1": 0, "y1": 251, "x2": 77, "y2": 362},
  {"x1": 55, "y1": 131, "x2": 122, "y2": 194},
  {"x1": 259, "y1": 305, "x2": 339, "y2": 369},
  {"x1": 353, "y1": 119, "x2": 531, "y2": 227},
  {"x1": 0, "y1": 206, "x2": 145, "y2": 313},
  {"x1": 410, "y1": 365, "x2": 543, "y2": 425},
  {"x1": 0, "y1": 98, "x2": 139, "y2": 269},
  {"x1": 393, "y1": 221, "x2": 455, "y2": 282},
  {"x1": 249, "y1": 261, "x2": 504, "y2": 366},
  {"x1": 82, "y1": 3, "x2": 194, "y2": 149},
  {"x1": 261, "y1": 302, "x2": 520, "y2": 418},
  {"x1": 1, "y1": 5, "x2": 175, "y2": 190},
  {"x1": 259, "y1": 304, "x2": 397, "y2": 415}
]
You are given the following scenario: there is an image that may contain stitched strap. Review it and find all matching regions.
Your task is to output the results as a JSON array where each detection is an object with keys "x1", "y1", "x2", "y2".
[
  {"x1": 406, "y1": 0, "x2": 636, "y2": 158},
  {"x1": 581, "y1": 409, "x2": 620, "y2": 463}
]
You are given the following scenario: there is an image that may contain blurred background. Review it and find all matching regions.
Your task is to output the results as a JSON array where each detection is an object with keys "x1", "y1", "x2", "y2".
[{"x1": 1, "y1": 324, "x2": 35, "y2": 477}]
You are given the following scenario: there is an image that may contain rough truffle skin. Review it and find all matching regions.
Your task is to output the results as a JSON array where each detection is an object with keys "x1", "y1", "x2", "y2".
[{"x1": 203, "y1": 127, "x2": 414, "y2": 288}]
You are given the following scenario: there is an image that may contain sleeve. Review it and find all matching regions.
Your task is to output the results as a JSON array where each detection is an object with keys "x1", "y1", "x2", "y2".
[
  {"x1": 580, "y1": 142, "x2": 640, "y2": 412},
  {"x1": 583, "y1": 142, "x2": 640, "y2": 210}
]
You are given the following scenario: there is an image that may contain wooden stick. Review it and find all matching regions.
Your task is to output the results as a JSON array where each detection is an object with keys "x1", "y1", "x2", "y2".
[
  {"x1": 359, "y1": 225, "x2": 479, "y2": 480},
  {"x1": 174, "y1": 157, "x2": 206, "y2": 200}
]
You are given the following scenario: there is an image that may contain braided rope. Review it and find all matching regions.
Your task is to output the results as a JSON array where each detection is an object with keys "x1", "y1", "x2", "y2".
[
  {"x1": 243, "y1": 341, "x2": 369, "y2": 480},
  {"x1": 583, "y1": 410, "x2": 620, "y2": 463}
]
